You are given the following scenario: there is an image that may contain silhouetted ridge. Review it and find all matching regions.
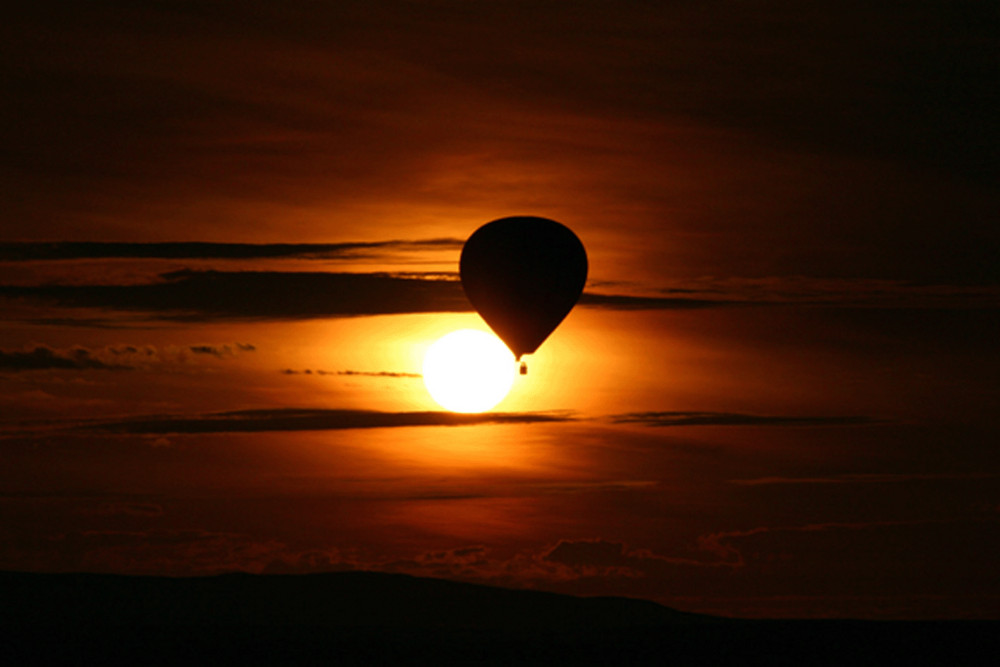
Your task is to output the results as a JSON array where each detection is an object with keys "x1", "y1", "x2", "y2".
[
  {"x1": 0, "y1": 571, "x2": 697, "y2": 629},
  {"x1": 2, "y1": 571, "x2": 997, "y2": 665}
]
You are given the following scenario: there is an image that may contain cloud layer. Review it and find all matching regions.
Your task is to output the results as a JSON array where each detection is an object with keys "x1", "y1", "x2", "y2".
[
  {"x1": 1, "y1": 268, "x2": 736, "y2": 322},
  {"x1": 0, "y1": 346, "x2": 129, "y2": 372},
  {"x1": 612, "y1": 412, "x2": 877, "y2": 427},
  {"x1": 0, "y1": 343, "x2": 255, "y2": 372},
  {"x1": 9, "y1": 267, "x2": 994, "y2": 326},
  {"x1": 80, "y1": 408, "x2": 574, "y2": 435},
  {"x1": 0, "y1": 240, "x2": 462, "y2": 261}
]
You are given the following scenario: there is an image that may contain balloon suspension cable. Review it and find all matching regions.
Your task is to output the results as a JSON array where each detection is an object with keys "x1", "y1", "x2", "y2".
[{"x1": 519, "y1": 360, "x2": 527, "y2": 375}]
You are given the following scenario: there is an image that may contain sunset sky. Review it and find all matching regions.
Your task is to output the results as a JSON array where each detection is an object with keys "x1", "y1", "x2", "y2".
[{"x1": 2, "y1": 1, "x2": 998, "y2": 619}]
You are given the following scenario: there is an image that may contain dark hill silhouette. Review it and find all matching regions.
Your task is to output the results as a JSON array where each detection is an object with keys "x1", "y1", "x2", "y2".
[
  {"x1": 1, "y1": 571, "x2": 997, "y2": 666},
  {"x1": 0, "y1": 570, "x2": 696, "y2": 629}
]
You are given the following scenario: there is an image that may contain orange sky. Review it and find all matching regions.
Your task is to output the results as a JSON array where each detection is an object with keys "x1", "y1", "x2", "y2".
[{"x1": 2, "y1": 1, "x2": 998, "y2": 619}]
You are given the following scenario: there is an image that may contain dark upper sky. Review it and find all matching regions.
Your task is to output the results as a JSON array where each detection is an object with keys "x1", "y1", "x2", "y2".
[
  {"x1": 3, "y1": 1, "x2": 997, "y2": 283},
  {"x1": 1, "y1": 1, "x2": 998, "y2": 620}
]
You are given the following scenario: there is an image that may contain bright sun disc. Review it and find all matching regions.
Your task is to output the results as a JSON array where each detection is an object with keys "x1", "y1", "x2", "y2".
[{"x1": 422, "y1": 329, "x2": 515, "y2": 413}]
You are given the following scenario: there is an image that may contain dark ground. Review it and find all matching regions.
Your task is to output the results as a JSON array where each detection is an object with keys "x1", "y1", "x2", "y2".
[{"x1": 1, "y1": 571, "x2": 996, "y2": 665}]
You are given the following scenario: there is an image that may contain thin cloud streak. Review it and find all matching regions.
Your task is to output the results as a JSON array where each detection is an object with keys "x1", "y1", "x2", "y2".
[
  {"x1": 5, "y1": 269, "x2": 996, "y2": 327},
  {"x1": 0, "y1": 346, "x2": 130, "y2": 372},
  {"x1": 0, "y1": 343, "x2": 255, "y2": 371},
  {"x1": 731, "y1": 472, "x2": 1000, "y2": 486},
  {"x1": 281, "y1": 369, "x2": 422, "y2": 378},
  {"x1": 579, "y1": 293, "x2": 728, "y2": 310},
  {"x1": 0, "y1": 269, "x2": 731, "y2": 322},
  {"x1": 80, "y1": 408, "x2": 575, "y2": 435},
  {"x1": 188, "y1": 343, "x2": 256, "y2": 358},
  {"x1": 0, "y1": 240, "x2": 463, "y2": 261},
  {"x1": 0, "y1": 270, "x2": 471, "y2": 320},
  {"x1": 612, "y1": 412, "x2": 878, "y2": 427}
]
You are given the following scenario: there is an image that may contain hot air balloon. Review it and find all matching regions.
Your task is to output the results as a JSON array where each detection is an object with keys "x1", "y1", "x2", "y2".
[{"x1": 460, "y1": 216, "x2": 588, "y2": 374}]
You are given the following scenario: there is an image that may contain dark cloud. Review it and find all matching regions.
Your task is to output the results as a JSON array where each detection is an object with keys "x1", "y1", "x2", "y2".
[
  {"x1": 540, "y1": 538, "x2": 721, "y2": 577},
  {"x1": 0, "y1": 346, "x2": 129, "y2": 372},
  {"x1": 1, "y1": 269, "x2": 736, "y2": 322},
  {"x1": 696, "y1": 518, "x2": 1000, "y2": 579},
  {"x1": 612, "y1": 412, "x2": 877, "y2": 428},
  {"x1": 0, "y1": 342, "x2": 257, "y2": 372},
  {"x1": 335, "y1": 370, "x2": 421, "y2": 378},
  {"x1": 579, "y1": 293, "x2": 728, "y2": 310},
  {"x1": 661, "y1": 277, "x2": 1000, "y2": 308},
  {"x1": 0, "y1": 342, "x2": 256, "y2": 372},
  {"x1": 0, "y1": 240, "x2": 462, "y2": 261},
  {"x1": 40, "y1": 529, "x2": 289, "y2": 576},
  {"x1": 543, "y1": 539, "x2": 636, "y2": 573},
  {"x1": 188, "y1": 343, "x2": 255, "y2": 357},
  {"x1": 731, "y1": 472, "x2": 1000, "y2": 486},
  {"x1": 107, "y1": 345, "x2": 142, "y2": 355},
  {"x1": 369, "y1": 539, "x2": 725, "y2": 595},
  {"x1": 20, "y1": 317, "x2": 142, "y2": 330},
  {"x1": 0, "y1": 270, "x2": 470, "y2": 320},
  {"x1": 6, "y1": 270, "x2": 996, "y2": 329},
  {"x1": 82, "y1": 408, "x2": 573, "y2": 435}
]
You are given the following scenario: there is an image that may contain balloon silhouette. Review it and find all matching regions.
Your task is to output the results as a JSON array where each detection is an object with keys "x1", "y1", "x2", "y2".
[{"x1": 460, "y1": 217, "x2": 588, "y2": 368}]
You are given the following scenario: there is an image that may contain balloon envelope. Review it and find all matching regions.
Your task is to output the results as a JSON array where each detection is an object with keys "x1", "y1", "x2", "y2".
[{"x1": 460, "y1": 216, "x2": 588, "y2": 360}]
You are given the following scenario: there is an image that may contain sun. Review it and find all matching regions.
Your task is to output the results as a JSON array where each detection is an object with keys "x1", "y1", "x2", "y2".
[{"x1": 422, "y1": 329, "x2": 516, "y2": 413}]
